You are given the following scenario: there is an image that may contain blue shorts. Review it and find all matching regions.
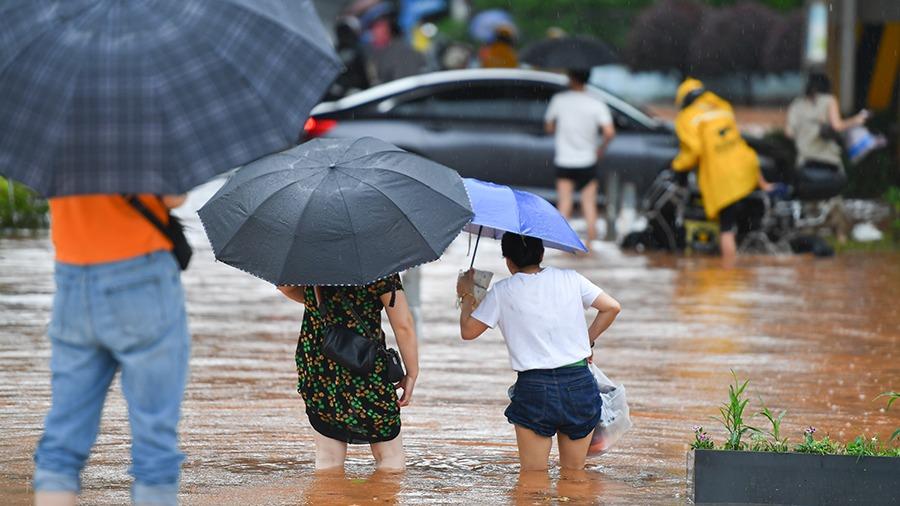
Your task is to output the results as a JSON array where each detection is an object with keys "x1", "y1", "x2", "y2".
[{"x1": 505, "y1": 365, "x2": 602, "y2": 440}]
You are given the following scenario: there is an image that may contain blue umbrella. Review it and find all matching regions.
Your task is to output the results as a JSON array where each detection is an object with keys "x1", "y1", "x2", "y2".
[
  {"x1": 463, "y1": 178, "x2": 586, "y2": 267},
  {"x1": 0, "y1": 0, "x2": 340, "y2": 197},
  {"x1": 468, "y1": 9, "x2": 516, "y2": 43}
]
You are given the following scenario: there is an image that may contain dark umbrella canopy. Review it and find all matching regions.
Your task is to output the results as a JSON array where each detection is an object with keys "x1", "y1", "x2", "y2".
[
  {"x1": 521, "y1": 35, "x2": 617, "y2": 70},
  {"x1": 198, "y1": 137, "x2": 473, "y2": 286},
  {"x1": 0, "y1": 0, "x2": 340, "y2": 197}
]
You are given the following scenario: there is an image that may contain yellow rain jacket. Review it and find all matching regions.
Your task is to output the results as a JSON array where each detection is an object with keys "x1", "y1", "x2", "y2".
[{"x1": 672, "y1": 85, "x2": 761, "y2": 220}]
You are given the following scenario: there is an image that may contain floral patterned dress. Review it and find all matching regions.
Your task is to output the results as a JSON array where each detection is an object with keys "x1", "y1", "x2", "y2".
[{"x1": 295, "y1": 275, "x2": 403, "y2": 444}]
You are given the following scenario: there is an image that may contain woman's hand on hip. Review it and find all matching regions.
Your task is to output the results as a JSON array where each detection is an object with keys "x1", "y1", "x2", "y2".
[{"x1": 396, "y1": 374, "x2": 417, "y2": 407}]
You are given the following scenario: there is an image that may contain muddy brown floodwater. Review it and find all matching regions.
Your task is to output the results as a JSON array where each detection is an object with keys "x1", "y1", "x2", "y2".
[{"x1": 1, "y1": 185, "x2": 898, "y2": 505}]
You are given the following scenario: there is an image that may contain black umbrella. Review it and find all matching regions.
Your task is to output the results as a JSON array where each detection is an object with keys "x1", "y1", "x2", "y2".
[
  {"x1": 198, "y1": 137, "x2": 473, "y2": 286},
  {"x1": 0, "y1": 0, "x2": 340, "y2": 197},
  {"x1": 520, "y1": 35, "x2": 617, "y2": 70}
]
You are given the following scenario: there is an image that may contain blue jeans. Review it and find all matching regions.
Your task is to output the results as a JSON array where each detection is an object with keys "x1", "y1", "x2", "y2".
[
  {"x1": 33, "y1": 251, "x2": 190, "y2": 505},
  {"x1": 505, "y1": 365, "x2": 602, "y2": 440}
]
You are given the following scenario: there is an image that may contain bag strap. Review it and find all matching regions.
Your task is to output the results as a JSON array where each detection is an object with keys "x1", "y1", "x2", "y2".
[
  {"x1": 125, "y1": 195, "x2": 171, "y2": 242},
  {"x1": 316, "y1": 285, "x2": 386, "y2": 349}
]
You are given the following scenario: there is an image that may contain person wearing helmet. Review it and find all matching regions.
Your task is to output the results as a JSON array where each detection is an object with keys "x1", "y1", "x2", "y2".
[{"x1": 671, "y1": 78, "x2": 772, "y2": 267}]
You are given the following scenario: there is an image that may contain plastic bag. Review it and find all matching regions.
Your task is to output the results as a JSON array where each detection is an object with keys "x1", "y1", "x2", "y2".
[
  {"x1": 588, "y1": 363, "x2": 632, "y2": 455},
  {"x1": 844, "y1": 125, "x2": 886, "y2": 165}
]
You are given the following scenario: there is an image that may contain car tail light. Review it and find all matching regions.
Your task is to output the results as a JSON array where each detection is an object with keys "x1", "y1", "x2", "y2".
[{"x1": 303, "y1": 117, "x2": 337, "y2": 138}]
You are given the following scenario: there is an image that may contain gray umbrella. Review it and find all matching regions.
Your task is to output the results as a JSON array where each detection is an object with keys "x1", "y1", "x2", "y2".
[
  {"x1": 197, "y1": 137, "x2": 473, "y2": 286},
  {"x1": 0, "y1": 0, "x2": 340, "y2": 197}
]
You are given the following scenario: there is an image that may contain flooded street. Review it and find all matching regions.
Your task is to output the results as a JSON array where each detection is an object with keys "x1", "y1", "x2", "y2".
[{"x1": 1, "y1": 187, "x2": 898, "y2": 505}]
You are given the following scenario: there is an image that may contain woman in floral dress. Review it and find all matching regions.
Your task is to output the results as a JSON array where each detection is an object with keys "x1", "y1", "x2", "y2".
[{"x1": 278, "y1": 274, "x2": 419, "y2": 470}]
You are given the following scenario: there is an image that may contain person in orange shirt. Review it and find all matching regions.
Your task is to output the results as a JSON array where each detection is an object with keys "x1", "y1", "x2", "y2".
[
  {"x1": 33, "y1": 194, "x2": 190, "y2": 506},
  {"x1": 478, "y1": 26, "x2": 519, "y2": 68}
]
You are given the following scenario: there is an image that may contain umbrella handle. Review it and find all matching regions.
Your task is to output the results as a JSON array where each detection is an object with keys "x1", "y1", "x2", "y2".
[{"x1": 469, "y1": 226, "x2": 483, "y2": 270}]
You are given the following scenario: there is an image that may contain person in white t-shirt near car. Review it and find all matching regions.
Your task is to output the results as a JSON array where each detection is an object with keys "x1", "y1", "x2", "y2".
[
  {"x1": 456, "y1": 233, "x2": 621, "y2": 471},
  {"x1": 544, "y1": 69, "x2": 616, "y2": 250}
]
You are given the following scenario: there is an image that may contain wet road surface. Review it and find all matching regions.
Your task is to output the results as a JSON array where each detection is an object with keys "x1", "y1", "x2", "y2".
[{"x1": 1, "y1": 186, "x2": 898, "y2": 504}]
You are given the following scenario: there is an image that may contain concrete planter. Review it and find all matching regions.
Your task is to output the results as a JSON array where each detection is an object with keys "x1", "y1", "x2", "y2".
[{"x1": 691, "y1": 449, "x2": 900, "y2": 505}]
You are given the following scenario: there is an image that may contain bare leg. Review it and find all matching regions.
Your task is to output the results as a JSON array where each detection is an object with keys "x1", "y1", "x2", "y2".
[
  {"x1": 556, "y1": 178, "x2": 575, "y2": 219},
  {"x1": 371, "y1": 433, "x2": 405, "y2": 471},
  {"x1": 34, "y1": 492, "x2": 76, "y2": 506},
  {"x1": 512, "y1": 470, "x2": 551, "y2": 505},
  {"x1": 557, "y1": 430, "x2": 594, "y2": 470},
  {"x1": 313, "y1": 431, "x2": 348, "y2": 470},
  {"x1": 557, "y1": 468, "x2": 604, "y2": 502},
  {"x1": 720, "y1": 231, "x2": 737, "y2": 268},
  {"x1": 514, "y1": 425, "x2": 553, "y2": 471},
  {"x1": 580, "y1": 180, "x2": 600, "y2": 246}
]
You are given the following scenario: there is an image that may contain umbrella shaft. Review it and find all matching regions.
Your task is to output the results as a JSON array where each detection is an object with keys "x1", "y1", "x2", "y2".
[{"x1": 469, "y1": 226, "x2": 483, "y2": 270}]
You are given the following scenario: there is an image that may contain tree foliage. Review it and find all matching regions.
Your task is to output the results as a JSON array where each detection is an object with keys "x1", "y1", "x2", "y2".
[
  {"x1": 688, "y1": 1, "x2": 779, "y2": 77},
  {"x1": 625, "y1": 0, "x2": 706, "y2": 77},
  {"x1": 700, "y1": 0, "x2": 802, "y2": 10},
  {"x1": 614, "y1": 0, "x2": 807, "y2": 76},
  {"x1": 0, "y1": 177, "x2": 48, "y2": 229},
  {"x1": 452, "y1": 0, "x2": 807, "y2": 76},
  {"x1": 762, "y1": 10, "x2": 804, "y2": 73},
  {"x1": 470, "y1": 0, "x2": 655, "y2": 49}
]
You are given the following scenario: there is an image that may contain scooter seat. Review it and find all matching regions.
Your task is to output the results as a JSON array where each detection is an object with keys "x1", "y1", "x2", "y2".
[{"x1": 792, "y1": 165, "x2": 847, "y2": 201}]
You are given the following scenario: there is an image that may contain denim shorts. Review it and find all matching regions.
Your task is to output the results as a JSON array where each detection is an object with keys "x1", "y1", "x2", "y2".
[{"x1": 505, "y1": 365, "x2": 602, "y2": 440}]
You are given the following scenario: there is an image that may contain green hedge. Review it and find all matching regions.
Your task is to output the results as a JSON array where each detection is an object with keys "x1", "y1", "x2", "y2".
[{"x1": 0, "y1": 177, "x2": 48, "y2": 229}]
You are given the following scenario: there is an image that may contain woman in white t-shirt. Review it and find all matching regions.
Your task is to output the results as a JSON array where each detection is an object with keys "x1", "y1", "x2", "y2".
[{"x1": 456, "y1": 233, "x2": 621, "y2": 471}]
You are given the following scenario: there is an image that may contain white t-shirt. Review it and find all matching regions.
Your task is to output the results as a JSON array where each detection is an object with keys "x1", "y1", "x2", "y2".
[
  {"x1": 471, "y1": 267, "x2": 604, "y2": 372},
  {"x1": 544, "y1": 90, "x2": 613, "y2": 168}
]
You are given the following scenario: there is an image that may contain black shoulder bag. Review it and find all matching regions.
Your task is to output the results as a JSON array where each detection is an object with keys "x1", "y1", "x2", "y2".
[
  {"x1": 317, "y1": 286, "x2": 405, "y2": 383},
  {"x1": 126, "y1": 195, "x2": 193, "y2": 270}
]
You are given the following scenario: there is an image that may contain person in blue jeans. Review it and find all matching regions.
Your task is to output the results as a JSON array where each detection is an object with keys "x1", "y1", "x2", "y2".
[
  {"x1": 456, "y1": 233, "x2": 621, "y2": 471},
  {"x1": 34, "y1": 194, "x2": 189, "y2": 506}
]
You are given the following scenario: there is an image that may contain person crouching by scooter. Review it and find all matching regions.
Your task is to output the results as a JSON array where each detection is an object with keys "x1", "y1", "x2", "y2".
[{"x1": 671, "y1": 78, "x2": 773, "y2": 268}]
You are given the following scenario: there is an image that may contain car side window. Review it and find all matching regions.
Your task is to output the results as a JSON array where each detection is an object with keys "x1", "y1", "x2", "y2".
[{"x1": 387, "y1": 83, "x2": 557, "y2": 124}]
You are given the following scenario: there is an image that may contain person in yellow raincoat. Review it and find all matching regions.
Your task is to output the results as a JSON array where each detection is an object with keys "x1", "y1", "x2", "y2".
[{"x1": 671, "y1": 78, "x2": 772, "y2": 267}]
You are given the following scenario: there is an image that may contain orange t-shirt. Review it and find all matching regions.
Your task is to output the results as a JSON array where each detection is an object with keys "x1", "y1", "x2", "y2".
[{"x1": 49, "y1": 195, "x2": 172, "y2": 265}]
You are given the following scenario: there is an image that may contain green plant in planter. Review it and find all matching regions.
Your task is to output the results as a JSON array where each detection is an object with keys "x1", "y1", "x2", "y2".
[
  {"x1": 876, "y1": 391, "x2": 900, "y2": 442},
  {"x1": 753, "y1": 405, "x2": 789, "y2": 452},
  {"x1": 690, "y1": 376, "x2": 900, "y2": 457},
  {"x1": 690, "y1": 425, "x2": 715, "y2": 450},
  {"x1": 748, "y1": 432, "x2": 769, "y2": 452},
  {"x1": 794, "y1": 427, "x2": 842, "y2": 455},
  {"x1": 846, "y1": 435, "x2": 882, "y2": 457},
  {"x1": 716, "y1": 371, "x2": 757, "y2": 450}
]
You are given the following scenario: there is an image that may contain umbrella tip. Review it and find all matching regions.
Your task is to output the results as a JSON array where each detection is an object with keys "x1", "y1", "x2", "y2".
[{"x1": 329, "y1": 162, "x2": 337, "y2": 169}]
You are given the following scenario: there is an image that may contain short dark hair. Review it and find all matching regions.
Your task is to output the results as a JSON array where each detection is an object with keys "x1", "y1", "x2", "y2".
[
  {"x1": 567, "y1": 69, "x2": 591, "y2": 86},
  {"x1": 501, "y1": 233, "x2": 544, "y2": 268},
  {"x1": 805, "y1": 72, "x2": 831, "y2": 97}
]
